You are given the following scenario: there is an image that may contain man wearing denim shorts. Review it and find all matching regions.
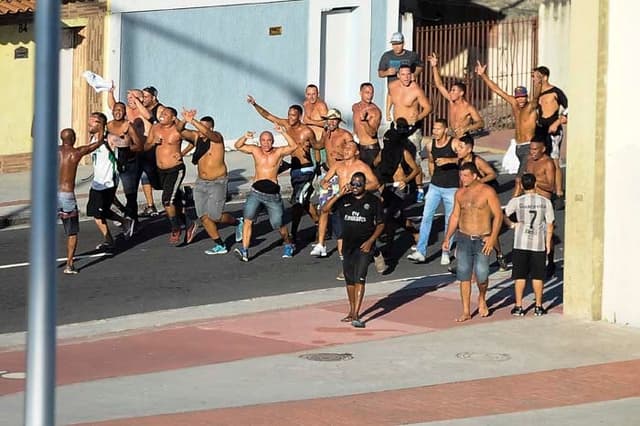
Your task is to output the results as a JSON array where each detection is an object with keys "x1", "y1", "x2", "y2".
[
  {"x1": 233, "y1": 126, "x2": 298, "y2": 261},
  {"x1": 443, "y1": 162, "x2": 503, "y2": 322},
  {"x1": 58, "y1": 128, "x2": 104, "y2": 274}
]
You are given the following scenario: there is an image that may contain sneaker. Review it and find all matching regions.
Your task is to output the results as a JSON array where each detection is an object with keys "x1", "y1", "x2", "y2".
[
  {"x1": 416, "y1": 191, "x2": 425, "y2": 203},
  {"x1": 282, "y1": 243, "x2": 295, "y2": 258},
  {"x1": 511, "y1": 306, "x2": 525, "y2": 316},
  {"x1": 205, "y1": 244, "x2": 228, "y2": 255},
  {"x1": 124, "y1": 217, "x2": 135, "y2": 239},
  {"x1": 336, "y1": 269, "x2": 345, "y2": 280},
  {"x1": 235, "y1": 217, "x2": 244, "y2": 242},
  {"x1": 351, "y1": 318, "x2": 366, "y2": 328},
  {"x1": 497, "y1": 254, "x2": 508, "y2": 271},
  {"x1": 310, "y1": 243, "x2": 327, "y2": 257},
  {"x1": 373, "y1": 252, "x2": 387, "y2": 273},
  {"x1": 63, "y1": 265, "x2": 78, "y2": 275},
  {"x1": 440, "y1": 250, "x2": 451, "y2": 266},
  {"x1": 95, "y1": 241, "x2": 113, "y2": 251},
  {"x1": 185, "y1": 222, "x2": 199, "y2": 244},
  {"x1": 407, "y1": 251, "x2": 426, "y2": 263},
  {"x1": 169, "y1": 229, "x2": 181, "y2": 245},
  {"x1": 234, "y1": 247, "x2": 249, "y2": 262},
  {"x1": 534, "y1": 306, "x2": 547, "y2": 316},
  {"x1": 142, "y1": 205, "x2": 158, "y2": 217}
]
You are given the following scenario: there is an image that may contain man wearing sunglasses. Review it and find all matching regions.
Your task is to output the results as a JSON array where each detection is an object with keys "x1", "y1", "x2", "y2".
[{"x1": 323, "y1": 172, "x2": 384, "y2": 328}]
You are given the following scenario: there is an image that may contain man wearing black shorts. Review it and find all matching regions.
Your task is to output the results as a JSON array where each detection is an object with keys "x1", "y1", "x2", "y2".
[
  {"x1": 504, "y1": 173, "x2": 555, "y2": 316},
  {"x1": 324, "y1": 172, "x2": 384, "y2": 328}
]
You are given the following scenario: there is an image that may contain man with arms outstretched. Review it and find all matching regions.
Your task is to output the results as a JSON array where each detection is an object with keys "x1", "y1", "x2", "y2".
[{"x1": 233, "y1": 126, "x2": 298, "y2": 261}]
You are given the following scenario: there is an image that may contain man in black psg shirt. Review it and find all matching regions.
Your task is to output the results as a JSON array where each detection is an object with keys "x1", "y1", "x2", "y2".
[{"x1": 323, "y1": 172, "x2": 384, "y2": 328}]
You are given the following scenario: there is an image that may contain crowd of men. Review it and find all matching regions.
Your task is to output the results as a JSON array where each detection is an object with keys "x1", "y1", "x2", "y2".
[{"x1": 58, "y1": 32, "x2": 567, "y2": 326}]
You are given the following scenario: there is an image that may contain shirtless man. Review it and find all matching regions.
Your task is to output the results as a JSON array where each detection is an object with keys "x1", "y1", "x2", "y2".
[
  {"x1": 233, "y1": 127, "x2": 298, "y2": 261},
  {"x1": 428, "y1": 52, "x2": 484, "y2": 137},
  {"x1": 388, "y1": 64, "x2": 432, "y2": 199},
  {"x1": 181, "y1": 110, "x2": 241, "y2": 254},
  {"x1": 520, "y1": 139, "x2": 557, "y2": 276},
  {"x1": 476, "y1": 61, "x2": 541, "y2": 195},
  {"x1": 302, "y1": 84, "x2": 329, "y2": 164},
  {"x1": 247, "y1": 95, "x2": 320, "y2": 242},
  {"x1": 352, "y1": 82, "x2": 382, "y2": 168},
  {"x1": 144, "y1": 106, "x2": 186, "y2": 244},
  {"x1": 443, "y1": 162, "x2": 503, "y2": 322},
  {"x1": 107, "y1": 102, "x2": 143, "y2": 228},
  {"x1": 310, "y1": 141, "x2": 379, "y2": 260},
  {"x1": 533, "y1": 66, "x2": 568, "y2": 198},
  {"x1": 58, "y1": 128, "x2": 104, "y2": 274}
]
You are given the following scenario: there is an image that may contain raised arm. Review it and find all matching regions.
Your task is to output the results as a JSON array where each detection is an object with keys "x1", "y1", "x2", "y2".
[
  {"x1": 234, "y1": 131, "x2": 257, "y2": 154},
  {"x1": 427, "y1": 53, "x2": 451, "y2": 101},
  {"x1": 247, "y1": 95, "x2": 288, "y2": 126},
  {"x1": 182, "y1": 108, "x2": 221, "y2": 143},
  {"x1": 77, "y1": 137, "x2": 104, "y2": 157},
  {"x1": 107, "y1": 81, "x2": 117, "y2": 110},
  {"x1": 475, "y1": 61, "x2": 517, "y2": 107}
]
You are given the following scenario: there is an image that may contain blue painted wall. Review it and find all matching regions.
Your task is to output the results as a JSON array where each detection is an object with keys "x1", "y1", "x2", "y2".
[{"x1": 120, "y1": 1, "x2": 308, "y2": 140}]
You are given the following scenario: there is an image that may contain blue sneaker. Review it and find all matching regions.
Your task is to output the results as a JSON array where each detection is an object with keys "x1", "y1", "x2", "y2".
[
  {"x1": 235, "y1": 217, "x2": 244, "y2": 242},
  {"x1": 416, "y1": 191, "x2": 425, "y2": 203},
  {"x1": 282, "y1": 243, "x2": 295, "y2": 258},
  {"x1": 205, "y1": 244, "x2": 228, "y2": 255},
  {"x1": 234, "y1": 247, "x2": 249, "y2": 262}
]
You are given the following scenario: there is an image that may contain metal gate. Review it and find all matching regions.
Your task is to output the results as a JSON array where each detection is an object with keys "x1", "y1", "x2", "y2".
[{"x1": 415, "y1": 18, "x2": 538, "y2": 133}]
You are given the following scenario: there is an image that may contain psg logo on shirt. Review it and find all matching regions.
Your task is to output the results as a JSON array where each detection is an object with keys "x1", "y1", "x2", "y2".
[{"x1": 364, "y1": 203, "x2": 370, "y2": 210}]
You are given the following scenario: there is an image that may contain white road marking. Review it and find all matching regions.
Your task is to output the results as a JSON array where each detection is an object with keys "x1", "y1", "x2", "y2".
[{"x1": 0, "y1": 252, "x2": 112, "y2": 270}]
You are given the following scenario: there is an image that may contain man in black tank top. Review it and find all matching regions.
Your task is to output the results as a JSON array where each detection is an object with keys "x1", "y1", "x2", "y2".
[{"x1": 408, "y1": 118, "x2": 459, "y2": 264}]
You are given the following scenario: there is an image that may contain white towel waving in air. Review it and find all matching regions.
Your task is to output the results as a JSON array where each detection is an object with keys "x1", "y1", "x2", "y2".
[
  {"x1": 501, "y1": 139, "x2": 520, "y2": 174},
  {"x1": 82, "y1": 71, "x2": 112, "y2": 93}
]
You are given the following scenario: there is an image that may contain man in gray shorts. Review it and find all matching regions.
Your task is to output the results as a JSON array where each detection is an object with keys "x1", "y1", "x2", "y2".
[{"x1": 182, "y1": 110, "x2": 241, "y2": 254}]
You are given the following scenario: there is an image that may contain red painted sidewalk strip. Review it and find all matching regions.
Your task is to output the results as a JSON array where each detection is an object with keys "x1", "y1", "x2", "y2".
[{"x1": 80, "y1": 359, "x2": 640, "y2": 426}]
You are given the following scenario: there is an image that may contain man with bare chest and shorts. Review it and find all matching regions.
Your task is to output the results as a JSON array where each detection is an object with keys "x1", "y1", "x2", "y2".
[
  {"x1": 302, "y1": 84, "x2": 329, "y2": 164},
  {"x1": 247, "y1": 95, "x2": 320, "y2": 242},
  {"x1": 428, "y1": 53, "x2": 484, "y2": 137},
  {"x1": 182, "y1": 110, "x2": 240, "y2": 254},
  {"x1": 352, "y1": 82, "x2": 382, "y2": 168},
  {"x1": 58, "y1": 128, "x2": 104, "y2": 274},
  {"x1": 144, "y1": 106, "x2": 186, "y2": 244},
  {"x1": 443, "y1": 162, "x2": 503, "y2": 322},
  {"x1": 388, "y1": 64, "x2": 432, "y2": 198},
  {"x1": 233, "y1": 127, "x2": 298, "y2": 261},
  {"x1": 476, "y1": 61, "x2": 541, "y2": 195}
]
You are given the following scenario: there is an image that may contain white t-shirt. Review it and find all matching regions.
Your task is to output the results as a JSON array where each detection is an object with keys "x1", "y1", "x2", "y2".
[
  {"x1": 505, "y1": 193, "x2": 554, "y2": 252},
  {"x1": 90, "y1": 136, "x2": 118, "y2": 191}
]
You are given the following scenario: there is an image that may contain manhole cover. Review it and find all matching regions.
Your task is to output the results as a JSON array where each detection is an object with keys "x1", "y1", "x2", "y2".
[
  {"x1": 299, "y1": 353, "x2": 354, "y2": 362},
  {"x1": 456, "y1": 352, "x2": 511, "y2": 362}
]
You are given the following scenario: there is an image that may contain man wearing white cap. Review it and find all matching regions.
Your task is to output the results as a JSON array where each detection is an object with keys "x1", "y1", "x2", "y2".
[{"x1": 378, "y1": 32, "x2": 424, "y2": 84}]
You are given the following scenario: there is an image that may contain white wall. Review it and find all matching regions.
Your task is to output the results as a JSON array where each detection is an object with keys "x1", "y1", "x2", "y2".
[
  {"x1": 538, "y1": 0, "x2": 570, "y2": 90},
  {"x1": 601, "y1": 0, "x2": 640, "y2": 326}
]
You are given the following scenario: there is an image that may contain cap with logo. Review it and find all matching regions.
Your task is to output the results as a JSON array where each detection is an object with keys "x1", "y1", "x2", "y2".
[{"x1": 513, "y1": 86, "x2": 528, "y2": 97}]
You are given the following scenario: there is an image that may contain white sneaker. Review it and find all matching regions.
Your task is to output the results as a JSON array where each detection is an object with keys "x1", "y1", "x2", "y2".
[
  {"x1": 310, "y1": 244, "x2": 327, "y2": 257},
  {"x1": 407, "y1": 251, "x2": 426, "y2": 263},
  {"x1": 440, "y1": 251, "x2": 451, "y2": 265},
  {"x1": 373, "y1": 252, "x2": 387, "y2": 273},
  {"x1": 410, "y1": 245, "x2": 417, "y2": 251}
]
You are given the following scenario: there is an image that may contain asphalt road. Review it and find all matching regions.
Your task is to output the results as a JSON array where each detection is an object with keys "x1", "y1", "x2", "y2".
[{"x1": 0, "y1": 175, "x2": 565, "y2": 334}]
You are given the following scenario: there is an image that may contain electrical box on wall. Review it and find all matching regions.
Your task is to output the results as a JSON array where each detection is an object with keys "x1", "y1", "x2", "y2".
[
  {"x1": 269, "y1": 26, "x2": 282, "y2": 36},
  {"x1": 14, "y1": 47, "x2": 28, "y2": 59}
]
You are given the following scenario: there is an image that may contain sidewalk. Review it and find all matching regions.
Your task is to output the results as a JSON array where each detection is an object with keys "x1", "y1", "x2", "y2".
[
  {"x1": 1, "y1": 267, "x2": 640, "y2": 425},
  {"x1": 0, "y1": 131, "x2": 513, "y2": 228}
]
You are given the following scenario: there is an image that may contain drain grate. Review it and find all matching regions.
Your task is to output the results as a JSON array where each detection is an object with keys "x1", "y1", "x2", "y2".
[
  {"x1": 299, "y1": 352, "x2": 354, "y2": 362},
  {"x1": 456, "y1": 352, "x2": 511, "y2": 362}
]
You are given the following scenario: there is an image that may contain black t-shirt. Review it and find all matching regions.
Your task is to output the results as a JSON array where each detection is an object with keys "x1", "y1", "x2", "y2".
[
  {"x1": 334, "y1": 192, "x2": 383, "y2": 250},
  {"x1": 378, "y1": 50, "x2": 423, "y2": 83}
]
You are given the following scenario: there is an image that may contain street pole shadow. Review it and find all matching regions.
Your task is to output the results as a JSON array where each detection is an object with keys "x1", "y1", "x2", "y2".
[{"x1": 360, "y1": 274, "x2": 454, "y2": 325}]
